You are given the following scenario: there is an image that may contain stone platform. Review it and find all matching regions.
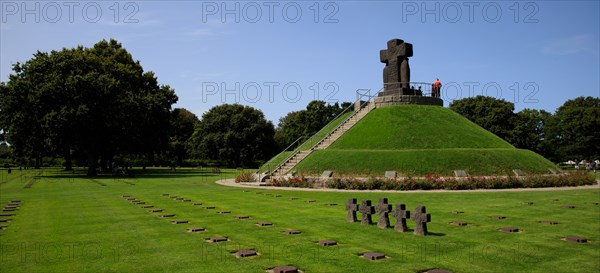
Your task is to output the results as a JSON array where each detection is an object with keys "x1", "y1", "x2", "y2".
[{"x1": 374, "y1": 94, "x2": 443, "y2": 107}]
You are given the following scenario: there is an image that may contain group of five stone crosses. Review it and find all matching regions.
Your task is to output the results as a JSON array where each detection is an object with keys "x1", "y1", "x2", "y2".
[{"x1": 345, "y1": 197, "x2": 431, "y2": 236}]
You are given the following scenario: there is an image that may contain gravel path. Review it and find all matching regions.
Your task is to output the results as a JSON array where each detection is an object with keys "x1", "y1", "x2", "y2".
[{"x1": 216, "y1": 179, "x2": 600, "y2": 193}]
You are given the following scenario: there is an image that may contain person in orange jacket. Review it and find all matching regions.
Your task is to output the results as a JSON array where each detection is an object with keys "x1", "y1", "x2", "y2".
[{"x1": 432, "y1": 78, "x2": 442, "y2": 98}]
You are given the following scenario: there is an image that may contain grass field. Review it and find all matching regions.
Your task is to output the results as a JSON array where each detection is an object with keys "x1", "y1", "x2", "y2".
[
  {"x1": 295, "y1": 106, "x2": 556, "y2": 176},
  {"x1": 1, "y1": 168, "x2": 599, "y2": 272}
]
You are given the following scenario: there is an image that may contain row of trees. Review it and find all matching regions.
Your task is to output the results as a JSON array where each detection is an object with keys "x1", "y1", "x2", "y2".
[
  {"x1": 450, "y1": 96, "x2": 599, "y2": 162},
  {"x1": 0, "y1": 39, "x2": 347, "y2": 175},
  {"x1": 2, "y1": 39, "x2": 595, "y2": 175}
]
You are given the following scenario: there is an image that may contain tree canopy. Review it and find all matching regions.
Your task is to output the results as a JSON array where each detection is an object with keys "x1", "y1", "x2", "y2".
[
  {"x1": 0, "y1": 39, "x2": 177, "y2": 175},
  {"x1": 187, "y1": 104, "x2": 275, "y2": 167}
]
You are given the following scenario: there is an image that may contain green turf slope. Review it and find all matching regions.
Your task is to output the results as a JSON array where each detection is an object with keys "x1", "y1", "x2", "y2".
[{"x1": 295, "y1": 105, "x2": 555, "y2": 176}]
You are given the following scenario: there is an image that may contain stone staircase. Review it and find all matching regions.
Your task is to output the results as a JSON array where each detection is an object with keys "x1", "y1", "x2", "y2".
[{"x1": 270, "y1": 102, "x2": 375, "y2": 178}]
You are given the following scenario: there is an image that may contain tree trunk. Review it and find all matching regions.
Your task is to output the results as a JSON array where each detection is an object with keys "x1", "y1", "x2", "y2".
[
  {"x1": 34, "y1": 154, "x2": 41, "y2": 169},
  {"x1": 64, "y1": 148, "x2": 73, "y2": 171},
  {"x1": 87, "y1": 154, "x2": 97, "y2": 176}
]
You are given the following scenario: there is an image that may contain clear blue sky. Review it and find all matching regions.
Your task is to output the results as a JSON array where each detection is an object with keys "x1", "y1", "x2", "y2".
[{"x1": 1, "y1": 1, "x2": 599, "y2": 123}]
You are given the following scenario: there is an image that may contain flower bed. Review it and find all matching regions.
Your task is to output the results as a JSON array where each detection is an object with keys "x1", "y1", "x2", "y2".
[{"x1": 266, "y1": 172, "x2": 597, "y2": 191}]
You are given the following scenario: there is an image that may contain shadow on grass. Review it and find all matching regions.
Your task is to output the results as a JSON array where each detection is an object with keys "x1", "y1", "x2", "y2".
[{"x1": 37, "y1": 168, "x2": 242, "y2": 180}]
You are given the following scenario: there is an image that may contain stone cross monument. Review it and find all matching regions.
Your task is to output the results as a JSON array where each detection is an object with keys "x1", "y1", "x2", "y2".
[{"x1": 380, "y1": 39, "x2": 415, "y2": 95}]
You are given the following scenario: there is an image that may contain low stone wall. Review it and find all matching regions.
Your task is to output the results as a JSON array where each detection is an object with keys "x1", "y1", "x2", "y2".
[{"x1": 374, "y1": 95, "x2": 443, "y2": 107}]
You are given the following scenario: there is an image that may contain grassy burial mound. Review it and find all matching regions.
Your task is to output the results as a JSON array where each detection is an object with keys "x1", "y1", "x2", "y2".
[{"x1": 294, "y1": 105, "x2": 555, "y2": 176}]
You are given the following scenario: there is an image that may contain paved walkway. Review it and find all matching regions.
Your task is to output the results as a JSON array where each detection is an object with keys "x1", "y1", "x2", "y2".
[{"x1": 216, "y1": 179, "x2": 600, "y2": 193}]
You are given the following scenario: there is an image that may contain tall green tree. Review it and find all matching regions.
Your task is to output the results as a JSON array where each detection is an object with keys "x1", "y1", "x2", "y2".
[
  {"x1": 188, "y1": 104, "x2": 275, "y2": 167},
  {"x1": 169, "y1": 108, "x2": 199, "y2": 165},
  {"x1": 449, "y1": 96, "x2": 515, "y2": 142},
  {"x1": 0, "y1": 39, "x2": 177, "y2": 175},
  {"x1": 511, "y1": 109, "x2": 554, "y2": 158},
  {"x1": 547, "y1": 96, "x2": 600, "y2": 161}
]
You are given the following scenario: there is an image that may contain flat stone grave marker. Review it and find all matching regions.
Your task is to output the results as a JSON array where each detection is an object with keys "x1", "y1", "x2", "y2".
[
  {"x1": 141, "y1": 205, "x2": 154, "y2": 208},
  {"x1": 242, "y1": 190, "x2": 250, "y2": 192},
  {"x1": 10, "y1": 200, "x2": 22, "y2": 203},
  {"x1": 255, "y1": 192, "x2": 263, "y2": 194},
  {"x1": 193, "y1": 203, "x2": 203, "y2": 205},
  {"x1": 183, "y1": 199, "x2": 192, "y2": 202},
  {"x1": 324, "y1": 203, "x2": 337, "y2": 206},
  {"x1": 161, "y1": 214, "x2": 175, "y2": 218},
  {"x1": 172, "y1": 220, "x2": 189, "y2": 224},
  {"x1": 391, "y1": 204, "x2": 410, "y2": 232},
  {"x1": 376, "y1": 198, "x2": 392, "y2": 229},
  {"x1": 562, "y1": 205, "x2": 575, "y2": 209},
  {"x1": 271, "y1": 265, "x2": 299, "y2": 273},
  {"x1": 586, "y1": 202, "x2": 599, "y2": 205},
  {"x1": 285, "y1": 230, "x2": 301, "y2": 235},
  {"x1": 208, "y1": 237, "x2": 228, "y2": 243},
  {"x1": 256, "y1": 222, "x2": 273, "y2": 227},
  {"x1": 451, "y1": 211, "x2": 464, "y2": 214},
  {"x1": 0, "y1": 226, "x2": 7, "y2": 230},
  {"x1": 234, "y1": 249, "x2": 257, "y2": 258},
  {"x1": 321, "y1": 170, "x2": 333, "y2": 178},
  {"x1": 564, "y1": 236, "x2": 588, "y2": 243},
  {"x1": 451, "y1": 222, "x2": 468, "y2": 226},
  {"x1": 362, "y1": 252, "x2": 386, "y2": 260},
  {"x1": 150, "y1": 209, "x2": 163, "y2": 212},
  {"x1": 288, "y1": 198, "x2": 298, "y2": 200},
  {"x1": 265, "y1": 193, "x2": 273, "y2": 196},
  {"x1": 169, "y1": 196, "x2": 179, "y2": 199},
  {"x1": 187, "y1": 227, "x2": 205, "y2": 232},
  {"x1": 524, "y1": 202, "x2": 534, "y2": 205},
  {"x1": 385, "y1": 171, "x2": 396, "y2": 178},
  {"x1": 411, "y1": 205, "x2": 431, "y2": 236},
  {"x1": 5, "y1": 205, "x2": 19, "y2": 208},
  {"x1": 512, "y1": 169, "x2": 525, "y2": 177},
  {"x1": 454, "y1": 170, "x2": 468, "y2": 177},
  {"x1": 539, "y1": 221, "x2": 559, "y2": 225},
  {"x1": 345, "y1": 198, "x2": 359, "y2": 222},
  {"x1": 0, "y1": 213, "x2": 16, "y2": 217},
  {"x1": 499, "y1": 227, "x2": 519, "y2": 232},
  {"x1": 2, "y1": 208, "x2": 16, "y2": 212},
  {"x1": 359, "y1": 200, "x2": 375, "y2": 225},
  {"x1": 123, "y1": 195, "x2": 132, "y2": 197},
  {"x1": 490, "y1": 216, "x2": 506, "y2": 219},
  {"x1": 306, "y1": 200, "x2": 316, "y2": 203},
  {"x1": 175, "y1": 197, "x2": 185, "y2": 201},
  {"x1": 217, "y1": 211, "x2": 231, "y2": 214},
  {"x1": 274, "y1": 195, "x2": 281, "y2": 197},
  {"x1": 318, "y1": 240, "x2": 337, "y2": 246},
  {"x1": 126, "y1": 197, "x2": 137, "y2": 201},
  {"x1": 134, "y1": 201, "x2": 146, "y2": 205},
  {"x1": 235, "y1": 216, "x2": 250, "y2": 219},
  {"x1": 203, "y1": 206, "x2": 216, "y2": 209},
  {"x1": 161, "y1": 193, "x2": 170, "y2": 196},
  {"x1": 0, "y1": 219, "x2": 10, "y2": 223}
]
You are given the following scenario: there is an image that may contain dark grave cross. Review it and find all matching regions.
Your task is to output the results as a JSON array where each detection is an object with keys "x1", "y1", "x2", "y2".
[
  {"x1": 411, "y1": 205, "x2": 431, "y2": 236},
  {"x1": 359, "y1": 200, "x2": 375, "y2": 225},
  {"x1": 380, "y1": 39, "x2": 413, "y2": 90},
  {"x1": 345, "y1": 198, "x2": 359, "y2": 222},
  {"x1": 390, "y1": 204, "x2": 410, "y2": 232},
  {"x1": 375, "y1": 198, "x2": 392, "y2": 229}
]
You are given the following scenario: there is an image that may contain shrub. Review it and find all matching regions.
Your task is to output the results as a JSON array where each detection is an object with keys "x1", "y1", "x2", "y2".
[{"x1": 235, "y1": 171, "x2": 255, "y2": 183}]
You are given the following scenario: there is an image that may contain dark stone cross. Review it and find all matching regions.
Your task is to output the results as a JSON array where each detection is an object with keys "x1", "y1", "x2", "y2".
[
  {"x1": 375, "y1": 198, "x2": 392, "y2": 229},
  {"x1": 380, "y1": 38, "x2": 414, "y2": 94},
  {"x1": 359, "y1": 200, "x2": 375, "y2": 225},
  {"x1": 345, "y1": 198, "x2": 359, "y2": 222},
  {"x1": 391, "y1": 204, "x2": 410, "y2": 232},
  {"x1": 411, "y1": 205, "x2": 431, "y2": 236}
]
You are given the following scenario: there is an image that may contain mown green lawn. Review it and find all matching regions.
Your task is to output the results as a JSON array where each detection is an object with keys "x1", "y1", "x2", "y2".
[{"x1": 1, "y1": 168, "x2": 598, "y2": 272}]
